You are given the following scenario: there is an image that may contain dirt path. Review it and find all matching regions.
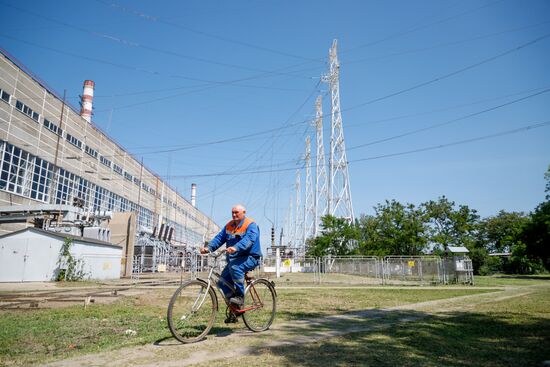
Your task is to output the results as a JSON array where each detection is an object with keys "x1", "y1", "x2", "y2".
[{"x1": 42, "y1": 284, "x2": 541, "y2": 367}]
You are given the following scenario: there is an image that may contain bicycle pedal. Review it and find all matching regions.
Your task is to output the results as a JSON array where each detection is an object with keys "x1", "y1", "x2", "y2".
[{"x1": 224, "y1": 314, "x2": 239, "y2": 324}]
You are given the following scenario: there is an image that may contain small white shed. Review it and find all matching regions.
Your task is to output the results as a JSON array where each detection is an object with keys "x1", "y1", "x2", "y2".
[{"x1": 0, "y1": 227, "x2": 122, "y2": 282}]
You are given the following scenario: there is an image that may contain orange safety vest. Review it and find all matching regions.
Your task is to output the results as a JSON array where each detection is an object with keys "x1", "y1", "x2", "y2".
[{"x1": 225, "y1": 217, "x2": 255, "y2": 237}]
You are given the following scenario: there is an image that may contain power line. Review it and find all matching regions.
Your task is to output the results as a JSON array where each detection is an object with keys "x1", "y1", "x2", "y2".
[
  {"x1": 94, "y1": 0, "x2": 321, "y2": 63},
  {"x1": 340, "y1": 0, "x2": 505, "y2": 54},
  {"x1": 347, "y1": 87, "x2": 550, "y2": 151},
  {"x1": 134, "y1": 31, "x2": 550, "y2": 154},
  {"x1": 351, "y1": 120, "x2": 550, "y2": 163},
  {"x1": 104, "y1": 120, "x2": 550, "y2": 180},
  {"x1": 344, "y1": 19, "x2": 550, "y2": 66},
  {"x1": 1, "y1": 1, "x2": 317, "y2": 80}
]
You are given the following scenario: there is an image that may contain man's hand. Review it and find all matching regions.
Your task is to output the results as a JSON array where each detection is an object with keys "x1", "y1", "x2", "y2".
[
  {"x1": 226, "y1": 246, "x2": 237, "y2": 254},
  {"x1": 200, "y1": 247, "x2": 210, "y2": 255}
]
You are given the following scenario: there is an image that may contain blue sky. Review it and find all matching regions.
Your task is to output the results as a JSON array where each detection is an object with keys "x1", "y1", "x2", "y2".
[{"x1": 1, "y1": 0, "x2": 549, "y2": 249}]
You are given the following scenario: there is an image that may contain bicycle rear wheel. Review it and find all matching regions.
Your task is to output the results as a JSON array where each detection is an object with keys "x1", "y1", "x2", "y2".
[
  {"x1": 167, "y1": 280, "x2": 217, "y2": 343},
  {"x1": 242, "y1": 279, "x2": 276, "y2": 332}
]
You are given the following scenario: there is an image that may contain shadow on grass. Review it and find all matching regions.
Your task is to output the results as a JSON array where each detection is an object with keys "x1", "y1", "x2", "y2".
[{"x1": 260, "y1": 309, "x2": 550, "y2": 367}]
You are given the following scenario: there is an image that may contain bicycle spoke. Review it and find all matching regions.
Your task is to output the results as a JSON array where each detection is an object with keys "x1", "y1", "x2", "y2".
[
  {"x1": 242, "y1": 279, "x2": 276, "y2": 332},
  {"x1": 167, "y1": 280, "x2": 217, "y2": 343}
]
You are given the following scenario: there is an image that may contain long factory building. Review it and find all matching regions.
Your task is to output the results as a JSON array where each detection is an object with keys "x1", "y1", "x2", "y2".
[{"x1": 0, "y1": 48, "x2": 220, "y2": 246}]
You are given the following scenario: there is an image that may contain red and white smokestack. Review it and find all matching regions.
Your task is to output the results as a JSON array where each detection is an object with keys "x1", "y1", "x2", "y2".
[
  {"x1": 191, "y1": 183, "x2": 197, "y2": 207},
  {"x1": 80, "y1": 80, "x2": 94, "y2": 123}
]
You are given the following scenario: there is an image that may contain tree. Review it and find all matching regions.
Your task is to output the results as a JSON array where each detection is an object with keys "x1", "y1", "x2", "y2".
[
  {"x1": 522, "y1": 201, "x2": 550, "y2": 272},
  {"x1": 306, "y1": 215, "x2": 358, "y2": 257},
  {"x1": 475, "y1": 210, "x2": 529, "y2": 274},
  {"x1": 357, "y1": 200, "x2": 428, "y2": 256},
  {"x1": 521, "y1": 165, "x2": 550, "y2": 272},
  {"x1": 477, "y1": 211, "x2": 529, "y2": 253},
  {"x1": 421, "y1": 196, "x2": 479, "y2": 253}
]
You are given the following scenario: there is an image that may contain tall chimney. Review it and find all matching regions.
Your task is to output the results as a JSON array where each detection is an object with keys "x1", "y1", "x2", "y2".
[
  {"x1": 80, "y1": 80, "x2": 94, "y2": 123},
  {"x1": 191, "y1": 183, "x2": 197, "y2": 207}
]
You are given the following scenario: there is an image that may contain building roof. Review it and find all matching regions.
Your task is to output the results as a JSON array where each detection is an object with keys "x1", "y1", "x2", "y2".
[
  {"x1": 0, "y1": 227, "x2": 120, "y2": 249},
  {"x1": 447, "y1": 246, "x2": 469, "y2": 253}
]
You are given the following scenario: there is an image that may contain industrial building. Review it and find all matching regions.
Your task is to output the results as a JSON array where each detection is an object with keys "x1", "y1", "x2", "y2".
[{"x1": 0, "y1": 48, "x2": 220, "y2": 280}]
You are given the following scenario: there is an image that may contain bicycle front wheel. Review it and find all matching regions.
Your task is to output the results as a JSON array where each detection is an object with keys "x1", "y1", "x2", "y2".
[
  {"x1": 167, "y1": 280, "x2": 217, "y2": 343},
  {"x1": 242, "y1": 278, "x2": 276, "y2": 332}
]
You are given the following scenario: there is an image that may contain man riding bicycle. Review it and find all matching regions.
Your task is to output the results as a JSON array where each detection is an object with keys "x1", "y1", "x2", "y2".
[{"x1": 200, "y1": 204, "x2": 262, "y2": 322}]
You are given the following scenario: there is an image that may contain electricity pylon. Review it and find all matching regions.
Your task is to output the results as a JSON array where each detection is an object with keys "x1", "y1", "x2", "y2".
[
  {"x1": 314, "y1": 95, "x2": 328, "y2": 236},
  {"x1": 293, "y1": 169, "x2": 303, "y2": 255},
  {"x1": 304, "y1": 135, "x2": 315, "y2": 244},
  {"x1": 325, "y1": 39, "x2": 354, "y2": 223}
]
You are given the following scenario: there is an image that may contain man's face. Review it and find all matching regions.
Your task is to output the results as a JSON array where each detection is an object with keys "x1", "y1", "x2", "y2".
[{"x1": 232, "y1": 207, "x2": 246, "y2": 221}]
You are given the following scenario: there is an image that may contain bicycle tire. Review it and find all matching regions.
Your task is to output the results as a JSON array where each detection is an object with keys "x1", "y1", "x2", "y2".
[
  {"x1": 242, "y1": 278, "x2": 276, "y2": 332},
  {"x1": 167, "y1": 279, "x2": 217, "y2": 343}
]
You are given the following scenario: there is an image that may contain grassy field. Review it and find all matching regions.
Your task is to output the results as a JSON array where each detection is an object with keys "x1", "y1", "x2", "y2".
[
  {"x1": 0, "y1": 275, "x2": 548, "y2": 366},
  {"x1": 210, "y1": 287, "x2": 550, "y2": 367}
]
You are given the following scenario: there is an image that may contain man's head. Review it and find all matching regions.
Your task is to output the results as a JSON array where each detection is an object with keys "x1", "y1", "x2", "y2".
[{"x1": 231, "y1": 204, "x2": 246, "y2": 222}]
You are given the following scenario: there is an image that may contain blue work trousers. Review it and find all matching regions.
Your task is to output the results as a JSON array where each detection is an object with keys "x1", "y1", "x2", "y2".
[{"x1": 218, "y1": 256, "x2": 259, "y2": 298}]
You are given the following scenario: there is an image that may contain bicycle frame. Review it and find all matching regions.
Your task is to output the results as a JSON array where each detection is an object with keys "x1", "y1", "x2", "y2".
[{"x1": 199, "y1": 252, "x2": 264, "y2": 314}]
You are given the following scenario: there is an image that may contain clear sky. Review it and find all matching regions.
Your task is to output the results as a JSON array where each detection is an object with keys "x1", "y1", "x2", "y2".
[{"x1": 1, "y1": 0, "x2": 549, "y2": 250}]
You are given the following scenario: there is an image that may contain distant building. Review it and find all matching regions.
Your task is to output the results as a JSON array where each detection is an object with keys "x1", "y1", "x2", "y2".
[{"x1": 0, "y1": 48, "x2": 219, "y2": 248}]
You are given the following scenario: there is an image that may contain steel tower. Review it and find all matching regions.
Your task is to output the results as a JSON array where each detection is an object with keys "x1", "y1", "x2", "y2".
[
  {"x1": 314, "y1": 95, "x2": 328, "y2": 236},
  {"x1": 303, "y1": 135, "x2": 315, "y2": 243},
  {"x1": 326, "y1": 39, "x2": 354, "y2": 222},
  {"x1": 293, "y1": 169, "x2": 303, "y2": 254}
]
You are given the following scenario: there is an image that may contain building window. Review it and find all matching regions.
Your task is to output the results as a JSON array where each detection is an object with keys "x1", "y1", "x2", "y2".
[
  {"x1": 94, "y1": 185, "x2": 108, "y2": 211},
  {"x1": 43, "y1": 119, "x2": 63, "y2": 136},
  {"x1": 0, "y1": 142, "x2": 33, "y2": 196},
  {"x1": 55, "y1": 168, "x2": 77, "y2": 205},
  {"x1": 85, "y1": 145, "x2": 98, "y2": 159},
  {"x1": 15, "y1": 100, "x2": 40, "y2": 122},
  {"x1": 30, "y1": 157, "x2": 53, "y2": 202},
  {"x1": 0, "y1": 88, "x2": 11, "y2": 104},
  {"x1": 113, "y1": 164, "x2": 123, "y2": 175},
  {"x1": 124, "y1": 171, "x2": 133, "y2": 182},
  {"x1": 100, "y1": 155, "x2": 111, "y2": 168},
  {"x1": 141, "y1": 182, "x2": 150, "y2": 192},
  {"x1": 133, "y1": 177, "x2": 140, "y2": 186},
  {"x1": 66, "y1": 133, "x2": 83, "y2": 149}
]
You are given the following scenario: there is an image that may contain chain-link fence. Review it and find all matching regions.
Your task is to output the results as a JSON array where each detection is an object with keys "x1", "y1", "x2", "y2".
[
  {"x1": 261, "y1": 255, "x2": 474, "y2": 285},
  {"x1": 128, "y1": 252, "x2": 473, "y2": 286}
]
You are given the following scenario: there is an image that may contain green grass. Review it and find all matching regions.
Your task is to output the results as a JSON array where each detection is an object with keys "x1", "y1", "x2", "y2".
[
  {"x1": 276, "y1": 288, "x2": 493, "y2": 320},
  {"x1": 203, "y1": 285, "x2": 550, "y2": 367},
  {"x1": 0, "y1": 274, "x2": 547, "y2": 366},
  {"x1": 0, "y1": 297, "x2": 170, "y2": 367},
  {"x1": 473, "y1": 274, "x2": 550, "y2": 287}
]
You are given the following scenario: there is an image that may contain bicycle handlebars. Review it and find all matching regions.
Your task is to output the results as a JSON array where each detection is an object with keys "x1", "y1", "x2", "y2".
[{"x1": 207, "y1": 248, "x2": 227, "y2": 259}]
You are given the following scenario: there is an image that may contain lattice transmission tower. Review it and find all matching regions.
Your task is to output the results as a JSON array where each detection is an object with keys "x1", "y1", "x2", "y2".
[
  {"x1": 303, "y1": 135, "x2": 315, "y2": 244},
  {"x1": 293, "y1": 169, "x2": 303, "y2": 255},
  {"x1": 324, "y1": 39, "x2": 354, "y2": 223},
  {"x1": 313, "y1": 95, "x2": 328, "y2": 236},
  {"x1": 284, "y1": 196, "x2": 293, "y2": 248}
]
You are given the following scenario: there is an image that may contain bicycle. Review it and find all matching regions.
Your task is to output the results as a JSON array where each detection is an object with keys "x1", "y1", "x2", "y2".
[{"x1": 167, "y1": 249, "x2": 277, "y2": 343}]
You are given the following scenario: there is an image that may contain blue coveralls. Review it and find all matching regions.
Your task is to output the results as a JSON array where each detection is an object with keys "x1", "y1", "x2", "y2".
[{"x1": 207, "y1": 217, "x2": 262, "y2": 299}]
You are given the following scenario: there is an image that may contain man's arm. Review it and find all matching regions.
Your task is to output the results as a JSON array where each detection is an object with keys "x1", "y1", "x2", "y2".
[
  {"x1": 231, "y1": 222, "x2": 259, "y2": 253},
  {"x1": 206, "y1": 227, "x2": 227, "y2": 252}
]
